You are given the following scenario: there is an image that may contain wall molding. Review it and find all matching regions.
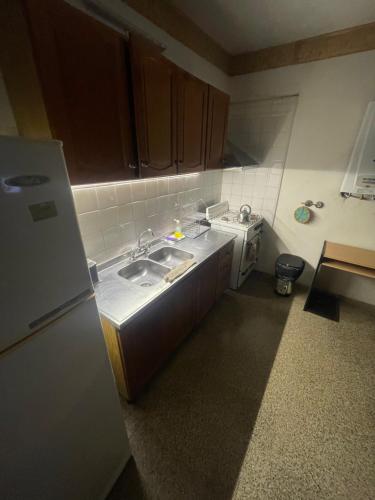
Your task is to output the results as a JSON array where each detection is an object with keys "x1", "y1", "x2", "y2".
[
  {"x1": 124, "y1": 0, "x2": 230, "y2": 73},
  {"x1": 124, "y1": 2, "x2": 375, "y2": 76},
  {"x1": 229, "y1": 22, "x2": 375, "y2": 75}
]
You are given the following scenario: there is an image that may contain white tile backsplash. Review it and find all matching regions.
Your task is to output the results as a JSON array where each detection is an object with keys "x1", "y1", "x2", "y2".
[
  {"x1": 118, "y1": 203, "x2": 133, "y2": 224},
  {"x1": 145, "y1": 179, "x2": 158, "y2": 199},
  {"x1": 78, "y1": 211, "x2": 99, "y2": 236},
  {"x1": 99, "y1": 207, "x2": 118, "y2": 231},
  {"x1": 96, "y1": 185, "x2": 117, "y2": 209},
  {"x1": 221, "y1": 96, "x2": 297, "y2": 226},
  {"x1": 73, "y1": 188, "x2": 98, "y2": 213},
  {"x1": 131, "y1": 181, "x2": 147, "y2": 201},
  {"x1": 168, "y1": 176, "x2": 179, "y2": 194},
  {"x1": 135, "y1": 218, "x2": 148, "y2": 236},
  {"x1": 231, "y1": 184, "x2": 243, "y2": 197},
  {"x1": 146, "y1": 197, "x2": 159, "y2": 216},
  {"x1": 73, "y1": 171, "x2": 222, "y2": 263},
  {"x1": 82, "y1": 232, "x2": 105, "y2": 256},
  {"x1": 132, "y1": 200, "x2": 146, "y2": 221},
  {"x1": 122, "y1": 222, "x2": 136, "y2": 245},
  {"x1": 157, "y1": 178, "x2": 169, "y2": 197},
  {"x1": 103, "y1": 226, "x2": 124, "y2": 250},
  {"x1": 116, "y1": 183, "x2": 132, "y2": 205}
]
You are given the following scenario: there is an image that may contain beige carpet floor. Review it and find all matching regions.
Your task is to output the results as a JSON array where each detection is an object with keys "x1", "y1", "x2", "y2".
[{"x1": 108, "y1": 272, "x2": 375, "y2": 500}]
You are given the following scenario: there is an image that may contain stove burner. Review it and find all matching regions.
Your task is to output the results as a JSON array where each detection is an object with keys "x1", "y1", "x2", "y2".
[{"x1": 212, "y1": 208, "x2": 262, "y2": 229}]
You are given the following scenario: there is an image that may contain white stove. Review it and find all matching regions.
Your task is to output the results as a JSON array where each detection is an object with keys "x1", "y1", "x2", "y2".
[{"x1": 207, "y1": 201, "x2": 263, "y2": 289}]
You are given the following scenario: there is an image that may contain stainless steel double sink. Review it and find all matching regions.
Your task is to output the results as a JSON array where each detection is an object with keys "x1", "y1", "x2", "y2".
[{"x1": 117, "y1": 247, "x2": 194, "y2": 288}]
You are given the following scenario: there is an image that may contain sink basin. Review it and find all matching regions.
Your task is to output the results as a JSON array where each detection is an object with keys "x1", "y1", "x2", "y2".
[
  {"x1": 118, "y1": 260, "x2": 170, "y2": 287},
  {"x1": 149, "y1": 247, "x2": 194, "y2": 268}
]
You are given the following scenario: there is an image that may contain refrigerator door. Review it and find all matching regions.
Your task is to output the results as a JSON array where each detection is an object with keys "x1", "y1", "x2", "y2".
[
  {"x1": 0, "y1": 297, "x2": 130, "y2": 500},
  {"x1": 0, "y1": 136, "x2": 92, "y2": 352}
]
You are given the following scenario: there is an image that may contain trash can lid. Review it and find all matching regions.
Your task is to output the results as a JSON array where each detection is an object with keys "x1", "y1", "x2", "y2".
[{"x1": 277, "y1": 253, "x2": 305, "y2": 269}]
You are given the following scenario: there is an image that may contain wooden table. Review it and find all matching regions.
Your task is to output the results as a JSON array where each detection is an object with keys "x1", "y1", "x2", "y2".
[{"x1": 304, "y1": 241, "x2": 375, "y2": 321}]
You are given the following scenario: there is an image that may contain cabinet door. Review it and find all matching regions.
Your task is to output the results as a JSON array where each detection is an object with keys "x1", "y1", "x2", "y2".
[
  {"x1": 164, "y1": 273, "x2": 196, "y2": 350},
  {"x1": 24, "y1": 0, "x2": 136, "y2": 185},
  {"x1": 196, "y1": 253, "x2": 219, "y2": 324},
  {"x1": 216, "y1": 241, "x2": 234, "y2": 298},
  {"x1": 206, "y1": 86, "x2": 230, "y2": 170},
  {"x1": 119, "y1": 273, "x2": 196, "y2": 400},
  {"x1": 176, "y1": 70, "x2": 208, "y2": 173},
  {"x1": 119, "y1": 298, "x2": 167, "y2": 400},
  {"x1": 130, "y1": 34, "x2": 177, "y2": 178}
]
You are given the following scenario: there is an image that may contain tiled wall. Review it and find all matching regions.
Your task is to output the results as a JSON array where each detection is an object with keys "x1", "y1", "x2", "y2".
[
  {"x1": 72, "y1": 170, "x2": 222, "y2": 263},
  {"x1": 73, "y1": 96, "x2": 296, "y2": 264},
  {"x1": 221, "y1": 96, "x2": 297, "y2": 225}
]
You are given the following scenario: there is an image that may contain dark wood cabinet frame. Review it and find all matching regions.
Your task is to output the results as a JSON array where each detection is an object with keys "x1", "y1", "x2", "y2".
[
  {"x1": 101, "y1": 241, "x2": 234, "y2": 401},
  {"x1": 1, "y1": 1, "x2": 230, "y2": 184}
]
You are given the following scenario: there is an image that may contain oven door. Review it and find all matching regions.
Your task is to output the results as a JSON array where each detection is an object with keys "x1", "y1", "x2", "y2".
[{"x1": 240, "y1": 233, "x2": 261, "y2": 275}]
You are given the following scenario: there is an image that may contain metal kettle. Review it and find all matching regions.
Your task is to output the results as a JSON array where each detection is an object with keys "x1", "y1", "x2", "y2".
[{"x1": 239, "y1": 204, "x2": 251, "y2": 223}]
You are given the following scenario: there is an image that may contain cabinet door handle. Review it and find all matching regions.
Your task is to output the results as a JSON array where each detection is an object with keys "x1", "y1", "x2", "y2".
[
  {"x1": 141, "y1": 161, "x2": 149, "y2": 168},
  {"x1": 128, "y1": 163, "x2": 137, "y2": 169}
]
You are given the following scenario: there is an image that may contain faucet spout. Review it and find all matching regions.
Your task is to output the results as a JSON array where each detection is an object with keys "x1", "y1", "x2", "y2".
[{"x1": 138, "y1": 228, "x2": 155, "y2": 248}]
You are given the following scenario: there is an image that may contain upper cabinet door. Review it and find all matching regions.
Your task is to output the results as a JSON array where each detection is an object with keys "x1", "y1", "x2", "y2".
[
  {"x1": 206, "y1": 86, "x2": 230, "y2": 170},
  {"x1": 176, "y1": 71, "x2": 208, "y2": 174},
  {"x1": 24, "y1": 0, "x2": 137, "y2": 185},
  {"x1": 129, "y1": 34, "x2": 177, "y2": 178}
]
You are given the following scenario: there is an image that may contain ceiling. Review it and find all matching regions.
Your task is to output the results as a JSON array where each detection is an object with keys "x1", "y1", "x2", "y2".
[{"x1": 169, "y1": 0, "x2": 375, "y2": 54}]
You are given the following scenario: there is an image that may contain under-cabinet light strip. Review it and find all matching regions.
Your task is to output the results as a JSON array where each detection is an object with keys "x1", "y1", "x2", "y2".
[{"x1": 72, "y1": 172, "x2": 201, "y2": 189}]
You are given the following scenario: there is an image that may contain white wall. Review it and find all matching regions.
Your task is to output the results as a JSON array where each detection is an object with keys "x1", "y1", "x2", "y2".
[{"x1": 230, "y1": 51, "x2": 375, "y2": 304}]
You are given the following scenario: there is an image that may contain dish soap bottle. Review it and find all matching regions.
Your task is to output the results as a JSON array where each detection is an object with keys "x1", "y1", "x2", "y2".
[{"x1": 173, "y1": 219, "x2": 184, "y2": 239}]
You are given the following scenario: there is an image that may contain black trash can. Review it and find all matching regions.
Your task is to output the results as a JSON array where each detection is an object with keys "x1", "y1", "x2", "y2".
[{"x1": 275, "y1": 254, "x2": 305, "y2": 296}]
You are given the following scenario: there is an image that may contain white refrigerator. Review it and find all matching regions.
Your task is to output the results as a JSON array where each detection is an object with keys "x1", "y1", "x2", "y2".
[{"x1": 0, "y1": 136, "x2": 130, "y2": 499}]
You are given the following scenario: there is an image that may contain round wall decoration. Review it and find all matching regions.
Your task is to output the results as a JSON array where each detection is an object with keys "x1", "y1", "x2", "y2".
[{"x1": 294, "y1": 205, "x2": 311, "y2": 224}]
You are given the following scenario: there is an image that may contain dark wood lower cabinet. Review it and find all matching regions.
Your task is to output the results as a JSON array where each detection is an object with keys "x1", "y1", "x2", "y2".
[
  {"x1": 196, "y1": 253, "x2": 219, "y2": 324},
  {"x1": 216, "y1": 242, "x2": 234, "y2": 298},
  {"x1": 119, "y1": 298, "x2": 166, "y2": 399},
  {"x1": 164, "y1": 273, "x2": 196, "y2": 350},
  {"x1": 102, "y1": 241, "x2": 234, "y2": 401}
]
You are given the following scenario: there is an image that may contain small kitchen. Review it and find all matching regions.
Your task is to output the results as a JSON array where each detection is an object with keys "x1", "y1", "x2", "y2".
[{"x1": 1, "y1": 1, "x2": 375, "y2": 499}]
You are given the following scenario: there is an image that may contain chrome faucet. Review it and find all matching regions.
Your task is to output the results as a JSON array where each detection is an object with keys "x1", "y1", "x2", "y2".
[
  {"x1": 130, "y1": 228, "x2": 155, "y2": 260},
  {"x1": 138, "y1": 228, "x2": 155, "y2": 248}
]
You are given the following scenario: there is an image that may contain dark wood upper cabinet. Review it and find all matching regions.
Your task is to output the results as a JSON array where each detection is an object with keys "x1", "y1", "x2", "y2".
[
  {"x1": 129, "y1": 34, "x2": 177, "y2": 178},
  {"x1": 3, "y1": 1, "x2": 230, "y2": 183},
  {"x1": 23, "y1": 0, "x2": 137, "y2": 185},
  {"x1": 176, "y1": 70, "x2": 208, "y2": 173},
  {"x1": 206, "y1": 86, "x2": 230, "y2": 170}
]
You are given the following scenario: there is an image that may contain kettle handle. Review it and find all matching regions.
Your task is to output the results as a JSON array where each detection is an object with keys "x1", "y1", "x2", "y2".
[{"x1": 240, "y1": 204, "x2": 251, "y2": 214}]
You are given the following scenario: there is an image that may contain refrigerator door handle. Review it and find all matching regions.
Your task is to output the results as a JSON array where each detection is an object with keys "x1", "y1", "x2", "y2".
[{"x1": 28, "y1": 288, "x2": 93, "y2": 331}]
